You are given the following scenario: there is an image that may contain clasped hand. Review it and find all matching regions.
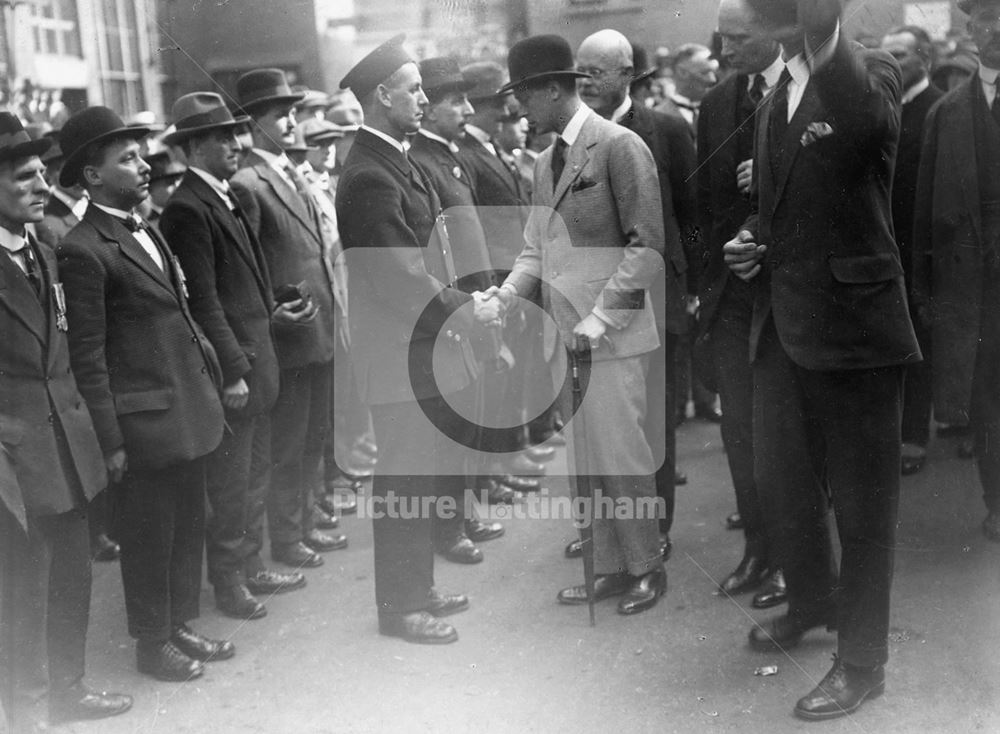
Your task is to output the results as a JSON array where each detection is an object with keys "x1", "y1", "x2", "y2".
[
  {"x1": 723, "y1": 229, "x2": 766, "y2": 281},
  {"x1": 472, "y1": 288, "x2": 504, "y2": 327}
]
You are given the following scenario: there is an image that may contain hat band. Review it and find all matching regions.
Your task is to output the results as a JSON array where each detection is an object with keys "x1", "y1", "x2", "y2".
[
  {"x1": 242, "y1": 86, "x2": 294, "y2": 106},
  {"x1": 176, "y1": 106, "x2": 240, "y2": 131},
  {"x1": 0, "y1": 129, "x2": 34, "y2": 151}
]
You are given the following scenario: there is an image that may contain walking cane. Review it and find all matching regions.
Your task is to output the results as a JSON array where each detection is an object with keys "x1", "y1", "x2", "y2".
[{"x1": 569, "y1": 334, "x2": 596, "y2": 627}]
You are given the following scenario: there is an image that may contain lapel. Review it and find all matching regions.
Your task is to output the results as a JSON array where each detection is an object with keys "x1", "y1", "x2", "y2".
[
  {"x1": 460, "y1": 136, "x2": 520, "y2": 199},
  {"x1": 245, "y1": 151, "x2": 323, "y2": 245},
  {"x1": 356, "y1": 129, "x2": 432, "y2": 204},
  {"x1": 951, "y1": 77, "x2": 982, "y2": 244},
  {"x1": 34, "y1": 237, "x2": 62, "y2": 371},
  {"x1": 84, "y1": 204, "x2": 176, "y2": 297},
  {"x1": 0, "y1": 244, "x2": 46, "y2": 344},
  {"x1": 414, "y1": 135, "x2": 474, "y2": 198},
  {"x1": 771, "y1": 80, "x2": 822, "y2": 209},
  {"x1": 551, "y1": 114, "x2": 595, "y2": 209}
]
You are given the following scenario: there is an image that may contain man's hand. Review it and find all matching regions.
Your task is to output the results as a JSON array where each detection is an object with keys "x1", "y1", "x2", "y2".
[
  {"x1": 799, "y1": 0, "x2": 841, "y2": 51},
  {"x1": 273, "y1": 298, "x2": 318, "y2": 324},
  {"x1": 105, "y1": 447, "x2": 127, "y2": 485},
  {"x1": 736, "y1": 159, "x2": 753, "y2": 195},
  {"x1": 221, "y1": 378, "x2": 250, "y2": 410},
  {"x1": 723, "y1": 229, "x2": 766, "y2": 281},
  {"x1": 472, "y1": 291, "x2": 503, "y2": 327},
  {"x1": 573, "y1": 313, "x2": 608, "y2": 349}
]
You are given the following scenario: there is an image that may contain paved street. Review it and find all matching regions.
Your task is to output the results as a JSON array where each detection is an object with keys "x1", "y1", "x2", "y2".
[{"x1": 67, "y1": 419, "x2": 999, "y2": 734}]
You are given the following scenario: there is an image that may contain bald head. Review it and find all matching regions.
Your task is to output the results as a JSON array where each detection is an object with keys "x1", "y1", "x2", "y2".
[{"x1": 577, "y1": 29, "x2": 635, "y2": 119}]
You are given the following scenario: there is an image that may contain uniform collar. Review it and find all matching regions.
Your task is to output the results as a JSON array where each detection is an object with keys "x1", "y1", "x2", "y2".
[
  {"x1": 361, "y1": 125, "x2": 407, "y2": 155},
  {"x1": 418, "y1": 128, "x2": 460, "y2": 153}
]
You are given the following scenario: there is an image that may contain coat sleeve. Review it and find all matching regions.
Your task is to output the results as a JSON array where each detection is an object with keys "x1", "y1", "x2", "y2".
[
  {"x1": 160, "y1": 198, "x2": 252, "y2": 386},
  {"x1": 56, "y1": 236, "x2": 123, "y2": 456}
]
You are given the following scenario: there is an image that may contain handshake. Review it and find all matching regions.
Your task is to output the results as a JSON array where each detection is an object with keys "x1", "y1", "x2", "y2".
[{"x1": 471, "y1": 284, "x2": 518, "y2": 328}]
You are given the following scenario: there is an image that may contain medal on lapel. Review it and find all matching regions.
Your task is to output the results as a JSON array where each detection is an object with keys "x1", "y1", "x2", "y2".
[
  {"x1": 452, "y1": 165, "x2": 462, "y2": 180},
  {"x1": 172, "y1": 256, "x2": 190, "y2": 299},
  {"x1": 52, "y1": 282, "x2": 68, "y2": 332}
]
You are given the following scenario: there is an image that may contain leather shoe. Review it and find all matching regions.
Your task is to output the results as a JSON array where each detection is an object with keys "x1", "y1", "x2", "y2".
[
  {"x1": 304, "y1": 529, "x2": 348, "y2": 552},
  {"x1": 49, "y1": 684, "x2": 132, "y2": 724},
  {"x1": 136, "y1": 639, "x2": 204, "y2": 681},
  {"x1": 901, "y1": 450, "x2": 926, "y2": 476},
  {"x1": 379, "y1": 611, "x2": 458, "y2": 644},
  {"x1": 354, "y1": 438, "x2": 378, "y2": 458},
  {"x1": 983, "y1": 511, "x2": 1000, "y2": 542},
  {"x1": 524, "y1": 445, "x2": 556, "y2": 463},
  {"x1": 557, "y1": 572, "x2": 632, "y2": 604},
  {"x1": 340, "y1": 464, "x2": 373, "y2": 481},
  {"x1": 752, "y1": 569, "x2": 788, "y2": 609},
  {"x1": 319, "y1": 490, "x2": 358, "y2": 515},
  {"x1": 719, "y1": 554, "x2": 768, "y2": 595},
  {"x1": 507, "y1": 454, "x2": 546, "y2": 476},
  {"x1": 437, "y1": 536, "x2": 483, "y2": 564},
  {"x1": 171, "y1": 623, "x2": 235, "y2": 662},
  {"x1": 272, "y1": 541, "x2": 323, "y2": 568},
  {"x1": 465, "y1": 518, "x2": 504, "y2": 543},
  {"x1": 695, "y1": 405, "x2": 722, "y2": 422},
  {"x1": 91, "y1": 533, "x2": 120, "y2": 562},
  {"x1": 674, "y1": 470, "x2": 688, "y2": 486},
  {"x1": 531, "y1": 429, "x2": 566, "y2": 446},
  {"x1": 794, "y1": 655, "x2": 885, "y2": 721},
  {"x1": 246, "y1": 568, "x2": 306, "y2": 594},
  {"x1": 215, "y1": 584, "x2": 266, "y2": 620},
  {"x1": 617, "y1": 567, "x2": 667, "y2": 615},
  {"x1": 426, "y1": 588, "x2": 470, "y2": 617},
  {"x1": 311, "y1": 506, "x2": 340, "y2": 529},
  {"x1": 725, "y1": 512, "x2": 745, "y2": 530},
  {"x1": 660, "y1": 535, "x2": 672, "y2": 561},
  {"x1": 565, "y1": 537, "x2": 670, "y2": 561},
  {"x1": 324, "y1": 473, "x2": 364, "y2": 492},
  {"x1": 749, "y1": 609, "x2": 836, "y2": 652},
  {"x1": 495, "y1": 473, "x2": 540, "y2": 492},
  {"x1": 485, "y1": 479, "x2": 517, "y2": 504}
]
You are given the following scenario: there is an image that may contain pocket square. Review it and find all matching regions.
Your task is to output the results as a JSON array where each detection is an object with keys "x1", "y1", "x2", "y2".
[
  {"x1": 800, "y1": 122, "x2": 834, "y2": 147},
  {"x1": 571, "y1": 178, "x2": 598, "y2": 192}
]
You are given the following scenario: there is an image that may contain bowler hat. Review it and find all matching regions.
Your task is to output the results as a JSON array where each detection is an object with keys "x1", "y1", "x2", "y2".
[
  {"x1": 298, "y1": 117, "x2": 344, "y2": 146},
  {"x1": 339, "y1": 34, "x2": 414, "y2": 101},
  {"x1": 163, "y1": 92, "x2": 251, "y2": 145},
  {"x1": 631, "y1": 43, "x2": 657, "y2": 83},
  {"x1": 498, "y1": 35, "x2": 591, "y2": 95},
  {"x1": 0, "y1": 113, "x2": 52, "y2": 163},
  {"x1": 58, "y1": 106, "x2": 151, "y2": 188},
  {"x1": 236, "y1": 68, "x2": 305, "y2": 115},
  {"x1": 461, "y1": 61, "x2": 509, "y2": 102},
  {"x1": 146, "y1": 152, "x2": 186, "y2": 183},
  {"x1": 419, "y1": 57, "x2": 475, "y2": 97}
]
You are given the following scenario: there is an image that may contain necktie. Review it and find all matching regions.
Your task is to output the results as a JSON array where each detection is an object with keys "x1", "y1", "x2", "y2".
[
  {"x1": 551, "y1": 137, "x2": 567, "y2": 193},
  {"x1": 748, "y1": 73, "x2": 766, "y2": 106},
  {"x1": 992, "y1": 78, "x2": 1000, "y2": 127},
  {"x1": 122, "y1": 214, "x2": 165, "y2": 271},
  {"x1": 123, "y1": 215, "x2": 147, "y2": 233},
  {"x1": 11, "y1": 242, "x2": 41, "y2": 298},
  {"x1": 768, "y1": 67, "x2": 792, "y2": 163}
]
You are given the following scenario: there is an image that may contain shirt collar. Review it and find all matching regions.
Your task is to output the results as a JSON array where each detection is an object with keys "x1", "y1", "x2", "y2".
[
  {"x1": 979, "y1": 64, "x2": 1000, "y2": 86},
  {"x1": 610, "y1": 96, "x2": 633, "y2": 124},
  {"x1": 189, "y1": 166, "x2": 232, "y2": 206},
  {"x1": 361, "y1": 125, "x2": 407, "y2": 155},
  {"x1": 559, "y1": 104, "x2": 591, "y2": 147},
  {"x1": 902, "y1": 76, "x2": 930, "y2": 105},
  {"x1": 418, "y1": 128, "x2": 460, "y2": 153},
  {"x1": 51, "y1": 187, "x2": 87, "y2": 219},
  {"x1": 464, "y1": 123, "x2": 492, "y2": 147},
  {"x1": 91, "y1": 202, "x2": 137, "y2": 223},
  {"x1": 0, "y1": 224, "x2": 26, "y2": 253},
  {"x1": 755, "y1": 54, "x2": 786, "y2": 92},
  {"x1": 783, "y1": 53, "x2": 811, "y2": 87},
  {"x1": 669, "y1": 92, "x2": 699, "y2": 110},
  {"x1": 252, "y1": 147, "x2": 291, "y2": 174}
]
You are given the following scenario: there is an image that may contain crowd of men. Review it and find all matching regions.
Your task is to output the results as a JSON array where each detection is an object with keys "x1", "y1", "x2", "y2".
[{"x1": 2, "y1": 0, "x2": 999, "y2": 730}]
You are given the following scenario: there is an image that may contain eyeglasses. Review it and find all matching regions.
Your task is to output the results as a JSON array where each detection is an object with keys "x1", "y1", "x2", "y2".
[{"x1": 575, "y1": 66, "x2": 629, "y2": 80}]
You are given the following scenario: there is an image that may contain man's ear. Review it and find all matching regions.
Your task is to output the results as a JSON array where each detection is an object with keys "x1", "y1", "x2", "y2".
[
  {"x1": 375, "y1": 83, "x2": 393, "y2": 109},
  {"x1": 82, "y1": 165, "x2": 101, "y2": 189}
]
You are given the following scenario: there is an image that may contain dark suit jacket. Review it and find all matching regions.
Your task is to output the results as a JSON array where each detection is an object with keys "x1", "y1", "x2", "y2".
[
  {"x1": 745, "y1": 38, "x2": 919, "y2": 371},
  {"x1": 618, "y1": 102, "x2": 690, "y2": 334},
  {"x1": 34, "y1": 194, "x2": 80, "y2": 248},
  {"x1": 912, "y1": 75, "x2": 991, "y2": 422},
  {"x1": 231, "y1": 151, "x2": 335, "y2": 370},
  {"x1": 57, "y1": 205, "x2": 225, "y2": 470},
  {"x1": 0, "y1": 238, "x2": 106, "y2": 526},
  {"x1": 336, "y1": 129, "x2": 478, "y2": 406},
  {"x1": 455, "y1": 134, "x2": 529, "y2": 273},
  {"x1": 696, "y1": 73, "x2": 755, "y2": 330},
  {"x1": 160, "y1": 171, "x2": 280, "y2": 417}
]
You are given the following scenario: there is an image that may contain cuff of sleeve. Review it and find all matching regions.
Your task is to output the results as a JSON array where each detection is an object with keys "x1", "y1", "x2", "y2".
[
  {"x1": 592, "y1": 307, "x2": 619, "y2": 329},
  {"x1": 500, "y1": 282, "x2": 518, "y2": 297}
]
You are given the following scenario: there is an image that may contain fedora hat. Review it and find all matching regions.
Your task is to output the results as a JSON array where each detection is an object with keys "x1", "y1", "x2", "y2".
[
  {"x1": 146, "y1": 151, "x2": 186, "y2": 183},
  {"x1": 498, "y1": 35, "x2": 591, "y2": 95},
  {"x1": 298, "y1": 117, "x2": 344, "y2": 146},
  {"x1": 236, "y1": 68, "x2": 305, "y2": 115},
  {"x1": 461, "y1": 61, "x2": 510, "y2": 102},
  {"x1": 339, "y1": 34, "x2": 414, "y2": 101},
  {"x1": 419, "y1": 57, "x2": 475, "y2": 97},
  {"x1": 58, "y1": 106, "x2": 150, "y2": 187},
  {"x1": 163, "y1": 92, "x2": 251, "y2": 145},
  {"x1": 0, "y1": 113, "x2": 52, "y2": 163}
]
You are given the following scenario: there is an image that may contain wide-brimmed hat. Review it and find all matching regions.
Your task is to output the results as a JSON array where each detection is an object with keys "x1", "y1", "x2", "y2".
[
  {"x1": 146, "y1": 151, "x2": 186, "y2": 183},
  {"x1": 462, "y1": 61, "x2": 510, "y2": 102},
  {"x1": 419, "y1": 57, "x2": 475, "y2": 98},
  {"x1": 630, "y1": 43, "x2": 657, "y2": 84},
  {"x1": 59, "y1": 106, "x2": 151, "y2": 187},
  {"x1": 163, "y1": 92, "x2": 251, "y2": 145},
  {"x1": 498, "y1": 35, "x2": 591, "y2": 95},
  {"x1": 0, "y1": 113, "x2": 52, "y2": 163},
  {"x1": 236, "y1": 68, "x2": 305, "y2": 115},
  {"x1": 339, "y1": 34, "x2": 414, "y2": 101},
  {"x1": 298, "y1": 117, "x2": 345, "y2": 146}
]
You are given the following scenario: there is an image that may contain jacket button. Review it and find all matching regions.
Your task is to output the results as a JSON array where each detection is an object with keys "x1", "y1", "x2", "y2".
[
  {"x1": 452, "y1": 333, "x2": 461, "y2": 342},
  {"x1": 201, "y1": 366, "x2": 207, "y2": 374},
  {"x1": 445, "y1": 329, "x2": 454, "y2": 338},
  {"x1": 47, "y1": 414, "x2": 54, "y2": 424},
  {"x1": 192, "y1": 335, "x2": 199, "y2": 343}
]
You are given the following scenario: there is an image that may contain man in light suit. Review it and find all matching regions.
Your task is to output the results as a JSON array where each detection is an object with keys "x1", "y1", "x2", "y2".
[
  {"x1": 724, "y1": 0, "x2": 920, "y2": 719},
  {"x1": 57, "y1": 107, "x2": 232, "y2": 682},
  {"x1": 160, "y1": 93, "x2": 307, "y2": 621},
  {"x1": 337, "y1": 35, "x2": 503, "y2": 644},
  {"x1": 0, "y1": 113, "x2": 131, "y2": 734},
  {"x1": 912, "y1": 0, "x2": 1000, "y2": 541},
  {"x1": 231, "y1": 69, "x2": 346, "y2": 570},
  {"x1": 496, "y1": 34, "x2": 667, "y2": 616}
]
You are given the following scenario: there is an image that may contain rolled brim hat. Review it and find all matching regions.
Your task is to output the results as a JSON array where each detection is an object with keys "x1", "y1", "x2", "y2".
[
  {"x1": 461, "y1": 61, "x2": 510, "y2": 103},
  {"x1": 163, "y1": 92, "x2": 251, "y2": 146},
  {"x1": 498, "y1": 34, "x2": 591, "y2": 95},
  {"x1": 58, "y1": 106, "x2": 150, "y2": 188},
  {"x1": 0, "y1": 112, "x2": 52, "y2": 164},
  {"x1": 339, "y1": 33, "x2": 414, "y2": 101},
  {"x1": 236, "y1": 68, "x2": 306, "y2": 115}
]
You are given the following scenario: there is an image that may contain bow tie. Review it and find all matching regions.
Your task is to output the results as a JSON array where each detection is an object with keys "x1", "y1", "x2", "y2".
[{"x1": 123, "y1": 215, "x2": 148, "y2": 233}]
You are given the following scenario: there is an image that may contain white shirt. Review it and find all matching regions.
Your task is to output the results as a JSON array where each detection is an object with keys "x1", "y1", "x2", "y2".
[
  {"x1": 611, "y1": 96, "x2": 633, "y2": 124},
  {"x1": 902, "y1": 76, "x2": 930, "y2": 105},
  {"x1": 979, "y1": 64, "x2": 999, "y2": 108},
  {"x1": 0, "y1": 225, "x2": 30, "y2": 274},
  {"x1": 558, "y1": 104, "x2": 592, "y2": 147},
  {"x1": 668, "y1": 92, "x2": 698, "y2": 126},
  {"x1": 189, "y1": 166, "x2": 234, "y2": 209},
  {"x1": 91, "y1": 202, "x2": 163, "y2": 271},
  {"x1": 464, "y1": 124, "x2": 497, "y2": 156},
  {"x1": 252, "y1": 147, "x2": 294, "y2": 187},
  {"x1": 51, "y1": 187, "x2": 89, "y2": 220},
  {"x1": 750, "y1": 55, "x2": 786, "y2": 98},
  {"x1": 418, "y1": 128, "x2": 460, "y2": 154},
  {"x1": 779, "y1": 21, "x2": 841, "y2": 121},
  {"x1": 360, "y1": 125, "x2": 407, "y2": 156}
]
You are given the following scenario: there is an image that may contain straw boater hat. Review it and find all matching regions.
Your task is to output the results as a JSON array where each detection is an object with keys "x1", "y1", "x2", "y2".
[
  {"x1": 339, "y1": 33, "x2": 415, "y2": 101},
  {"x1": 163, "y1": 92, "x2": 251, "y2": 146},
  {"x1": 58, "y1": 107, "x2": 150, "y2": 187},
  {"x1": 498, "y1": 35, "x2": 591, "y2": 95},
  {"x1": 0, "y1": 113, "x2": 52, "y2": 163}
]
